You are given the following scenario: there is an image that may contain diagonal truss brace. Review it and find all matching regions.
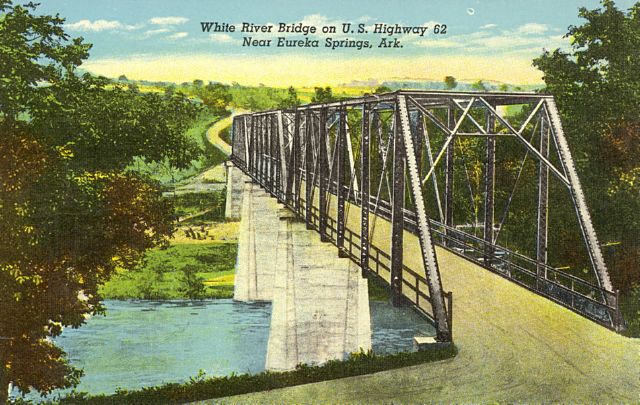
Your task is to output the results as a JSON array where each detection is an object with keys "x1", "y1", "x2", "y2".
[{"x1": 397, "y1": 95, "x2": 451, "y2": 341}]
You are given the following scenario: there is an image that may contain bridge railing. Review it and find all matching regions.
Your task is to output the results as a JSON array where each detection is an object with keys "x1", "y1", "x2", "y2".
[
  {"x1": 425, "y1": 220, "x2": 621, "y2": 329},
  {"x1": 347, "y1": 188, "x2": 620, "y2": 330}
]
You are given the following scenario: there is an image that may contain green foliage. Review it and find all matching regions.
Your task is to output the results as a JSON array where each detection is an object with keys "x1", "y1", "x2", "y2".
[
  {"x1": 228, "y1": 83, "x2": 290, "y2": 111},
  {"x1": 373, "y1": 85, "x2": 392, "y2": 94},
  {"x1": 58, "y1": 344, "x2": 457, "y2": 404},
  {"x1": 0, "y1": 0, "x2": 207, "y2": 399},
  {"x1": 171, "y1": 190, "x2": 227, "y2": 220},
  {"x1": 620, "y1": 284, "x2": 640, "y2": 337},
  {"x1": 178, "y1": 265, "x2": 207, "y2": 299},
  {"x1": 444, "y1": 76, "x2": 458, "y2": 89},
  {"x1": 218, "y1": 125, "x2": 232, "y2": 145},
  {"x1": 196, "y1": 82, "x2": 232, "y2": 115},
  {"x1": 470, "y1": 79, "x2": 488, "y2": 92},
  {"x1": 130, "y1": 112, "x2": 228, "y2": 186},
  {"x1": 533, "y1": 0, "x2": 640, "y2": 294},
  {"x1": 311, "y1": 86, "x2": 336, "y2": 103},
  {"x1": 277, "y1": 86, "x2": 301, "y2": 109},
  {"x1": 31, "y1": 82, "x2": 202, "y2": 171},
  {"x1": 99, "y1": 243, "x2": 238, "y2": 300}
]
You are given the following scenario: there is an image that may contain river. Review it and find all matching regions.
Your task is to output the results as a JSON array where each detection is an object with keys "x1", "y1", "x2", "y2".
[{"x1": 17, "y1": 299, "x2": 434, "y2": 401}]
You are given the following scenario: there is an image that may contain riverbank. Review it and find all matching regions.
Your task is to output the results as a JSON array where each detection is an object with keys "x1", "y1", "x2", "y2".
[{"x1": 58, "y1": 340, "x2": 456, "y2": 405}]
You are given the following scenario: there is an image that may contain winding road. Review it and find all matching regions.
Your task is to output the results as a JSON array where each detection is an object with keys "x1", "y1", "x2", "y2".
[{"x1": 206, "y1": 109, "x2": 249, "y2": 156}]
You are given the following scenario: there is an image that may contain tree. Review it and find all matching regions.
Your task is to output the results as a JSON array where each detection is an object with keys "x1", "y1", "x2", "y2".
[
  {"x1": 164, "y1": 83, "x2": 177, "y2": 97},
  {"x1": 192, "y1": 79, "x2": 204, "y2": 87},
  {"x1": 0, "y1": 1, "x2": 201, "y2": 400},
  {"x1": 178, "y1": 265, "x2": 207, "y2": 300},
  {"x1": 443, "y1": 76, "x2": 457, "y2": 90},
  {"x1": 470, "y1": 79, "x2": 488, "y2": 92},
  {"x1": 533, "y1": 0, "x2": 640, "y2": 292},
  {"x1": 311, "y1": 86, "x2": 335, "y2": 103},
  {"x1": 374, "y1": 85, "x2": 392, "y2": 94},
  {"x1": 278, "y1": 86, "x2": 301, "y2": 109},
  {"x1": 197, "y1": 82, "x2": 231, "y2": 115},
  {"x1": 118, "y1": 74, "x2": 128, "y2": 81}
]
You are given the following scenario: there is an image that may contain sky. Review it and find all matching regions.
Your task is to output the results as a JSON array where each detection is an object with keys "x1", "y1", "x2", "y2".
[{"x1": 33, "y1": 0, "x2": 638, "y2": 86}]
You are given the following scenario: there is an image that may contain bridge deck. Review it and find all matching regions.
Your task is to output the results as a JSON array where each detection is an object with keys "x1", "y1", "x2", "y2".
[{"x1": 207, "y1": 211, "x2": 640, "y2": 403}]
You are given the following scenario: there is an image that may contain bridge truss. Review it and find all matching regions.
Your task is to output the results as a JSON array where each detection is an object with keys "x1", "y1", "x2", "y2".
[{"x1": 230, "y1": 90, "x2": 624, "y2": 340}]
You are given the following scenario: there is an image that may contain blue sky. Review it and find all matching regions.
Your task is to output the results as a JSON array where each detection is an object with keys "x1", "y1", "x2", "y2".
[{"x1": 33, "y1": 0, "x2": 639, "y2": 85}]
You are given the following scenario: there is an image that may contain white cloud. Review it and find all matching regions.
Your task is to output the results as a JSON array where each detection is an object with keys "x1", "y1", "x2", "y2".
[
  {"x1": 412, "y1": 24, "x2": 568, "y2": 57},
  {"x1": 143, "y1": 28, "x2": 171, "y2": 38},
  {"x1": 66, "y1": 19, "x2": 136, "y2": 32},
  {"x1": 516, "y1": 23, "x2": 548, "y2": 34},
  {"x1": 480, "y1": 23, "x2": 497, "y2": 29},
  {"x1": 299, "y1": 14, "x2": 330, "y2": 27},
  {"x1": 415, "y1": 38, "x2": 465, "y2": 48},
  {"x1": 209, "y1": 33, "x2": 234, "y2": 43},
  {"x1": 167, "y1": 32, "x2": 189, "y2": 40},
  {"x1": 150, "y1": 16, "x2": 189, "y2": 25}
]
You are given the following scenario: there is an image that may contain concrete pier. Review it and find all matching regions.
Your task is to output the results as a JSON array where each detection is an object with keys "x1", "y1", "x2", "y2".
[
  {"x1": 224, "y1": 162, "x2": 244, "y2": 221},
  {"x1": 229, "y1": 174, "x2": 372, "y2": 370}
]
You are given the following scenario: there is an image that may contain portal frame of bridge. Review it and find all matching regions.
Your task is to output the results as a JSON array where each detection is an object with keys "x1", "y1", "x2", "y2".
[{"x1": 230, "y1": 90, "x2": 624, "y2": 338}]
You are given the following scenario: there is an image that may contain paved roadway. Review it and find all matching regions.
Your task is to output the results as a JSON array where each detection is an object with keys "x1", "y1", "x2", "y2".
[{"x1": 198, "y1": 219, "x2": 640, "y2": 403}]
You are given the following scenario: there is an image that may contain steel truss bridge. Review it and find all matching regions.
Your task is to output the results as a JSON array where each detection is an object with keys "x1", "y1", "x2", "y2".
[{"x1": 230, "y1": 90, "x2": 624, "y2": 342}]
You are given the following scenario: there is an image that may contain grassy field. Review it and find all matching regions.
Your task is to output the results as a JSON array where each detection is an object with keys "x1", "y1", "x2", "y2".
[{"x1": 99, "y1": 241, "x2": 238, "y2": 300}]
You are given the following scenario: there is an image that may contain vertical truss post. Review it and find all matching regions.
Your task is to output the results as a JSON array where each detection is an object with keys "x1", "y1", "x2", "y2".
[
  {"x1": 398, "y1": 95, "x2": 451, "y2": 341},
  {"x1": 264, "y1": 115, "x2": 270, "y2": 187},
  {"x1": 267, "y1": 114, "x2": 274, "y2": 191},
  {"x1": 415, "y1": 111, "x2": 424, "y2": 174},
  {"x1": 444, "y1": 107, "x2": 455, "y2": 230},
  {"x1": 243, "y1": 116, "x2": 250, "y2": 168},
  {"x1": 391, "y1": 102, "x2": 405, "y2": 306},
  {"x1": 256, "y1": 116, "x2": 262, "y2": 183},
  {"x1": 288, "y1": 111, "x2": 300, "y2": 208},
  {"x1": 483, "y1": 106, "x2": 496, "y2": 265},
  {"x1": 337, "y1": 107, "x2": 347, "y2": 254},
  {"x1": 246, "y1": 117, "x2": 251, "y2": 174},
  {"x1": 271, "y1": 114, "x2": 278, "y2": 194},
  {"x1": 360, "y1": 103, "x2": 371, "y2": 278},
  {"x1": 536, "y1": 115, "x2": 549, "y2": 290},
  {"x1": 265, "y1": 115, "x2": 270, "y2": 186},
  {"x1": 305, "y1": 109, "x2": 313, "y2": 229},
  {"x1": 273, "y1": 114, "x2": 282, "y2": 200},
  {"x1": 277, "y1": 111, "x2": 287, "y2": 202},
  {"x1": 272, "y1": 114, "x2": 278, "y2": 193},
  {"x1": 260, "y1": 116, "x2": 267, "y2": 185},
  {"x1": 318, "y1": 108, "x2": 329, "y2": 241},
  {"x1": 250, "y1": 116, "x2": 257, "y2": 178}
]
